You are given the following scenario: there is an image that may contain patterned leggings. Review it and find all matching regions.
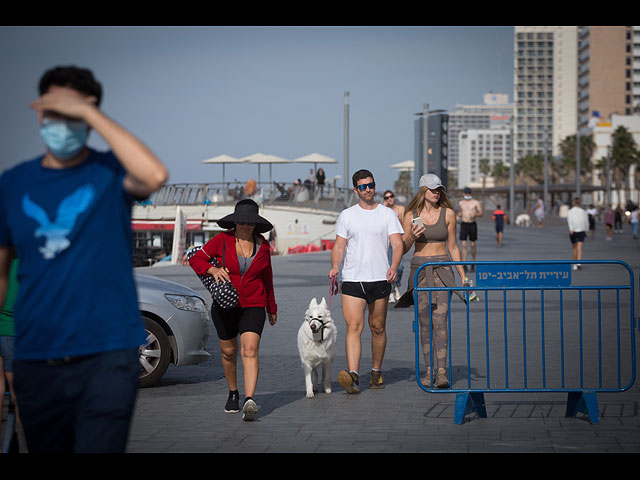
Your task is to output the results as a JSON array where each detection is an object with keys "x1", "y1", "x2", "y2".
[{"x1": 417, "y1": 270, "x2": 449, "y2": 371}]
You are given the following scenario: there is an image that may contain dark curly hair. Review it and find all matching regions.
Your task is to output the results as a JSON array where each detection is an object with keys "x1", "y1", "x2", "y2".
[
  {"x1": 352, "y1": 169, "x2": 374, "y2": 188},
  {"x1": 39, "y1": 66, "x2": 103, "y2": 106}
]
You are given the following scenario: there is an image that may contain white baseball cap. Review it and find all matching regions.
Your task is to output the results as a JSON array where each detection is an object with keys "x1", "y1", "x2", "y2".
[{"x1": 419, "y1": 173, "x2": 445, "y2": 190}]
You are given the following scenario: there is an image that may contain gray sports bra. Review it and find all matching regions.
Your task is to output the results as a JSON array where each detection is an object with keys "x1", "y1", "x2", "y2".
[{"x1": 414, "y1": 208, "x2": 448, "y2": 244}]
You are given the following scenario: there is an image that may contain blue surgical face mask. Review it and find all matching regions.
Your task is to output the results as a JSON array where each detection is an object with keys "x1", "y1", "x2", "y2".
[
  {"x1": 39, "y1": 118, "x2": 89, "y2": 160},
  {"x1": 464, "y1": 195, "x2": 472, "y2": 200}
]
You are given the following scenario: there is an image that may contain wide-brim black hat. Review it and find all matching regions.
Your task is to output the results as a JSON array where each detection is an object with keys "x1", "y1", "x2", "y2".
[{"x1": 216, "y1": 199, "x2": 273, "y2": 233}]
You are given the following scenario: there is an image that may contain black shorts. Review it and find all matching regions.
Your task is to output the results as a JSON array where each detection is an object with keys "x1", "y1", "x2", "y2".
[
  {"x1": 460, "y1": 222, "x2": 478, "y2": 241},
  {"x1": 495, "y1": 224, "x2": 504, "y2": 233},
  {"x1": 341, "y1": 280, "x2": 391, "y2": 304},
  {"x1": 570, "y1": 231, "x2": 586, "y2": 244},
  {"x1": 210, "y1": 304, "x2": 266, "y2": 340}
]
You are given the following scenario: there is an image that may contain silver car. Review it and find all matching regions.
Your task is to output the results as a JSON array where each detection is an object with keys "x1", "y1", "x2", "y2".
[{"x1": 135, "y1": 273, "x2": 211, "y2": 387}]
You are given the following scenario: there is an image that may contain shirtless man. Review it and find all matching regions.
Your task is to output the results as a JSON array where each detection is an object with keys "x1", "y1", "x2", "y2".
[{"x1": 457, "y1": 187, "x2": 483, "y2": 271}]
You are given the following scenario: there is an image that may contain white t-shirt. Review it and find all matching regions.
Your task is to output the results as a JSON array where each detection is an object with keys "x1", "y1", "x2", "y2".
[
  {"x1": 567, "y1": 206, "x2": 589, "y2": 233},
  {"x1": 335, "y1": 203, "x2": 404, "y2": 282}
]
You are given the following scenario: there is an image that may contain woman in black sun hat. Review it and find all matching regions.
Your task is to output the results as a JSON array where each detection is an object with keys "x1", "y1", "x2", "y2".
[{"x1": 189, "y1": 199, "x2": 277, "y2": 421}]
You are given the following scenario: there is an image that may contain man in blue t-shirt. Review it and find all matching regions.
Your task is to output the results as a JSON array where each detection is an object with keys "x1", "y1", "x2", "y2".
[{"x1": 0, "y1": 66, "x2": 168, "y2": 453}]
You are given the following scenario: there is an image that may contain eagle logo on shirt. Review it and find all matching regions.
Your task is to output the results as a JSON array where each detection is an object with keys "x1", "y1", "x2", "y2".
[{"x1": 22, "y1": 184, "x2": 95, "y2": 259}]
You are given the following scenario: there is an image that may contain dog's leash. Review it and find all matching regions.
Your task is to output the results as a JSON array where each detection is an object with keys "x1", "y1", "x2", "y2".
[{"x1": 328, "y1": 275, "x2": 338, "y2": 311}]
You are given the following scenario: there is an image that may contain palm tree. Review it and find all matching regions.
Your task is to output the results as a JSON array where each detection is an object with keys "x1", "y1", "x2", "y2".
[
  {"x1": 515, "y1": 153, "x2": 544, "y2": 184},
  {"x1": 558, "y1": 134, "x2": 596, "y2": 185},
  {"x1": 610, "y1": 126, "x2": 639, "y2": 206},
  {"x1": 492, "y1": 160, "x2": 510, "y2": 186}
]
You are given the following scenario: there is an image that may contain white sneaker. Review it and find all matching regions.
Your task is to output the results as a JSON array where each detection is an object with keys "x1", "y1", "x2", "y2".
[
  {"x1": 242, "y1": 398, "x2": 258, "y2": 421},
  {"x1": 572, "y1": 264, "x2": 579, "y2": 271}
]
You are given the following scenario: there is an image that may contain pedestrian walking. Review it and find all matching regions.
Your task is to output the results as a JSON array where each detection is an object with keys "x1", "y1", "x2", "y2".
[
  {"x1": 0, "y1": 65, "x2": 168, "y2": 453},
  {"x1": 629, "y1": 208, "x2": 639, "y2": 239},
  {"x1": 383, "y1": 189, "x2": 405, "y2": 302},
  {"x1": 587, "y1": 204, "x2": 598, "y2": 239},
  {"x1": 532, "y1": 197, "x2": 545, "y2": 228},
  {"x1": 329, "y1": 170, "x2": 403, "y2": 393},
  {"x1": 603, "y1": 205, "x2": 614, "y2": 241},
  {"x1": 614, "y1": 206, "x2": 624, "y2": 233},
  {"x1": 492, "y1": 205, "x2": 508, "y2": 247},
  {"x1": 188, "y1": 199, "x2": 277, "y2": 421},
  {"x1": 567, "y1": 198, "x2": 589, "y2": 270},
  {"x1": 395, "y1": 174, "x2": 468, "y2": 389},
  {"x1": 456, "y1": 187, "x2": 483, "y2": 271}
]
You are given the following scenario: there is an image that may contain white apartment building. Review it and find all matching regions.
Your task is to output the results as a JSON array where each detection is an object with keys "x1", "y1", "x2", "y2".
[
  {"x1": 458, "y1": 128, "x2": 511, "y2": 189},
  {"x1": 448, "y1": 93, "x2": 513, "y2": 187},
  {"x1": 514, "y1": 26, "x2": 578, "y2": 158}
]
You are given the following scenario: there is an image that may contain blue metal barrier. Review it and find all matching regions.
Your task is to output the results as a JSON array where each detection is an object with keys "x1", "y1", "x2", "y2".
[{"x1": 412, "y1": 260, "x2": 637, "y2": 424}]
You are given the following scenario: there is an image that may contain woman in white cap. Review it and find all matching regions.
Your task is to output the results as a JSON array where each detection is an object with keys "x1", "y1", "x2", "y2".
[
  {"x1": 395, "y1": 174, "x2": 467, "y2": 388},
  {"x1": 189, "y1": 199, "x2": 277, "y2": 421}
]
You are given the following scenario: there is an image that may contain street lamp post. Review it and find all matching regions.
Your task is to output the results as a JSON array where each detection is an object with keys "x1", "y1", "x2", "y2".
[
  {"x1": 576, "y1": 130, "x2": 581, "y2": 200},
  {"x1": 344, "y1": 91, "x2": 349, "y2": 208}
]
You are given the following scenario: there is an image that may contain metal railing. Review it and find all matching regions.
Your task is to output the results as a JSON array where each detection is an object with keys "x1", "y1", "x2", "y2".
[
  {"x1": 412, "y1": 260, "x2": 637, "y2": 424},
  {"x1": 145, "y1": 181, "x2": 358, "y2": 211}
]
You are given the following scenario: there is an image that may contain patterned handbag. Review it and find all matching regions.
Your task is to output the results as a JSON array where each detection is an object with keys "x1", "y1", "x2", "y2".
[{"x1": 187, "y1": 241, "x2": 239, "y2": 309}]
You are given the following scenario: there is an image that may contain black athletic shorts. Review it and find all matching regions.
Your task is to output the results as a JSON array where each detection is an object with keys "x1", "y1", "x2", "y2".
[
  {"x1": 570, "y1": 231, "x2": 586, "y2": 244},
  {"x1": 341, "y1": 280, "x2": 392, "y2": 304},
  {"x1": 210, "y1": 303, "x2": 266, "y2": 340},
  {"x1": 459, "y1": 221, "x2": 478, "y2": 241}
]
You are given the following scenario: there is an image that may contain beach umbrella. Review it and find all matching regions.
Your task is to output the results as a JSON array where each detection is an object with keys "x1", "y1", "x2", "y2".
[
  {"x1": 201, "y1": 154, "x2": 248, "y2": 187},
  {"x1": 293, "y1": 153, "x2": 337, "y2": 173},
  {"x1": 241, "y1": 153, "x2": 291, "y2": 185},
  {"x1": 389, "y1": 160, "x2": 414, "y2": 171}
]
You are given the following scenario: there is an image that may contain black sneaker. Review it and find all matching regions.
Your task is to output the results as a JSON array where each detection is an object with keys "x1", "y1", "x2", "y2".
[
  {"x1": 224, "y1": 390, "x2": 240, "y2": 413},
  {"x1": 337, "y1": 370, "x2": 360, "y2": 394}
]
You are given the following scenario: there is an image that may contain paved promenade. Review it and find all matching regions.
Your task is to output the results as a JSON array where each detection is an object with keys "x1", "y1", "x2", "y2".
[{"x1": 129, "y1": 214, "x2": 640, "y2": 453}]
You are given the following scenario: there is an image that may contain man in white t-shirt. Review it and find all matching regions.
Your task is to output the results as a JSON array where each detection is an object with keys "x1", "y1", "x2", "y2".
[
  {"x1": 329, "y1": 170, "x2": 404, "y2": 393},
  {"x1": 567, "y1": 197, "x2": 589, "y2": 271}
]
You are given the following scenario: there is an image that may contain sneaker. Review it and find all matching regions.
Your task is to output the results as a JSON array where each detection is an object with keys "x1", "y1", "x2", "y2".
[
  {"x1": 572, "y1": 264, "x2": 579, "y2": 271},
  {"x1": 369, "y1": 369, "x2": 384, "y2": 389},
  {"x1": 242, "y1": 398, "x2": 258, "y2": 421},
  {"x1": 337, "y1": 370, "x2": 360, "y2": 394},
  {"x1": 434, "y1": 369, "x2": 450, "y2": 389},
  {"x1": 224, "y1": 390, "x2": 240, "y2": 413}
]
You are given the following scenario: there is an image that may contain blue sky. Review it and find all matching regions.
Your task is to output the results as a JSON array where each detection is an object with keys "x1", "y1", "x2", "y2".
[{"x1": 0, "y1": 26, "x2": 514, "y2": 193}]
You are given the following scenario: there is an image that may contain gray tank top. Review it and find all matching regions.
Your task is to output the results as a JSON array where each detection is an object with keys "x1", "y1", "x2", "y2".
[{"x1": 415, "y1": 208, "x2": 448, "y2": 244}]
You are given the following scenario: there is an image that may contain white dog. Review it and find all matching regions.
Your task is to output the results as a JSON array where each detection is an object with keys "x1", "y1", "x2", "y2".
[
  {"x1": 297, "y1": 297, "x2": 337, "y2": 398},
  {"x1": 515, "y1": 213, "x2": 531, "y2": 227}
]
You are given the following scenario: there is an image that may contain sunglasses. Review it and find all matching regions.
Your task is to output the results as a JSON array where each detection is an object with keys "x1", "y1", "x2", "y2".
[
  {"x1": 383, "y1": 194, "x2": 395, "y2": 200},
  {"x1": 355, "y1": 182, "x2": 376, "y2": 191}
]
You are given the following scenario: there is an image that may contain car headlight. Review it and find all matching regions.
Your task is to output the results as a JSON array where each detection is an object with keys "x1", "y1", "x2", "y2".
[{"x1": 164, "y1": 294, "x2": 208, "y2": 313}]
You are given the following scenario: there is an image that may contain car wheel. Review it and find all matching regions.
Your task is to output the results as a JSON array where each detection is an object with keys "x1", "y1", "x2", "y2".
[{"x1": 139, "y1": 316, "x2": 171, "y2": 387}]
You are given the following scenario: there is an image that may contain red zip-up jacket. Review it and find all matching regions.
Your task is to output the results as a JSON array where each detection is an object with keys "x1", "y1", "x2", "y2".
[{"x1": 189, "y1": 230, "x2": 277, "y2": 314}]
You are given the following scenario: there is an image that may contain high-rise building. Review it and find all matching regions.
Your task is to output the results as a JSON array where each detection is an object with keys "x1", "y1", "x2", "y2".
[
  {"x1": 514, "y1": 26, "x2": 578, "y2": 159},
  {"x1": 578, "y1": 26, "x2": 637, "y2": 132},
  {"x1": 447, "y1": 93, "x2": 513, "y2": 187},
  {"x1": 458, "y1": 128, "x2": 511, "y2": 189}
]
